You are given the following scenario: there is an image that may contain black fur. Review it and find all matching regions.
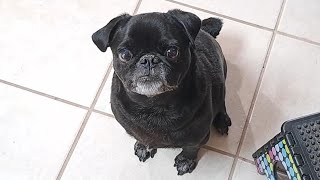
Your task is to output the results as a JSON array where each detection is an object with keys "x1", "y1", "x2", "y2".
[
  {"x1": 92, "y1": 9, "x2": 231, "y2": 175},
  {"x1": 201, "y1": 17, "x2": 223, "y2": 38}
]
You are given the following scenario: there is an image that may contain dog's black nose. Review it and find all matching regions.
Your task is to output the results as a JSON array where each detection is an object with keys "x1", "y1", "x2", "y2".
[{"x1": 139, "y1": 54, "x2": 160, "y2": 67}]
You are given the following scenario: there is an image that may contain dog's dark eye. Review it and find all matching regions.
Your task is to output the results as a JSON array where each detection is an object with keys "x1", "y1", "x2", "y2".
[
  {"x1": 166, "y1": 46, "x2": 179, "y2": 59},
  {"x1": 118, "y1": 49, "x2": 133, "y2": 61}
]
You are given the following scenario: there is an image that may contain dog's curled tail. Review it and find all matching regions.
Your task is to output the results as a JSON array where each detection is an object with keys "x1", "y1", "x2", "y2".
[{"x1": 201, "y1": 18, "x2": 223, "y2": 38}]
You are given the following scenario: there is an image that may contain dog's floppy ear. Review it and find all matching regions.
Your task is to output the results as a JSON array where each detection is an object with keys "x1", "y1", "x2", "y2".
[
  {"x1": 167, "y1": 9, "x2": 201, "y2": 47},
  {"x1": 92, "y1": 14, "x2": 131, "y2": 52}
]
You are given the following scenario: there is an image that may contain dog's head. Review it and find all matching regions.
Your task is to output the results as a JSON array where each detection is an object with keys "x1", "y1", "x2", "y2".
[{"x1": 92, "y1": 9, "x2": 201, "y2": 97}]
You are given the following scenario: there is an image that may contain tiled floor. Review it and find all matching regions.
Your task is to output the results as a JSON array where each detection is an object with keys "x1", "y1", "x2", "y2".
[{"x1": 1, "y1": 0, "x2": 320, "y2": 179}]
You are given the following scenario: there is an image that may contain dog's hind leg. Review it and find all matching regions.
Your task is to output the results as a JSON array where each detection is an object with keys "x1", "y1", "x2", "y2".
[{"x1": 212, "y1": 103, "x2": 231, "y2": 135}]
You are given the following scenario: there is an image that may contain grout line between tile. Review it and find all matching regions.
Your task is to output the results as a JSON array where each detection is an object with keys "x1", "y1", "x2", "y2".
[
  {"x1": 133, "y1": 0, "x2": 143, "y2": 15},
  {"x1": 227, "y1": 0, "x2": 287, "y2": 179},
  {"x1": 165, "y1": 0, "x2": 320, "y2": 48},
  {"x1": 165, "y1": 0, "x2": 274, "y2": 31},
  {"x1": 56, "y1": 0, "x2": 142, "y2": 178},
  {"x1": 238, "y1": 157, "x2": 255, "y2": 165},
  {"x1": 3, "y1": 0, "x2": 313, "y2": 178},
  {"x1": 203, "y1": 145, "x2": 236, "y2": 158},
  {"x1": 0, "y1": 79, "x2": 89, "y2": 110},
  {"x1": 276, "y1": 31, "x2": 320, "y2": 46},
  {"x1": 1, "y1": 0, "x2": 312, "y2": 177},
  {"x1": 92, "y1": 109, "x2": 115, "y2": 118},
  {"x1": 56, "y1": 63, "x2": 113, "y2": 180}
]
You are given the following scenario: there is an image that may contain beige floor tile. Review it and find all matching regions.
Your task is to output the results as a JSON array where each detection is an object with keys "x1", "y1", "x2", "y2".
[
  {"x1": 279, "y1": 0, "x2": 320, "y2": 43},
  {"x1": 240, "y1": 35, "x2": 320, "y2": 159},
  {"x1": 62, "y1": 113, "x2": 234, "y2": 180},
  {"x1": 95, "y1": 68, "x2": 113, "y2": 114},
  {"x1": 232, "y1": 160, "x2": 266, "y2": 180},
  {"x1": 0, "y1": 0, "x2": 138, "y2": 106},
  {"x1": 96, "y1": 0, "x2": 272, "y2": 154},
  {"x1": 0, "y1": 84, "x2": 86, "y2": 179},
  {"x1": 173, "y1": 0, "x2": 283, "y2": 28},
  {"x1": 3, "y1": 0, "x2": 319, "y2": 180},
  {"x1": 233, "y1": 160, "x2": 290, "y2": 180}
]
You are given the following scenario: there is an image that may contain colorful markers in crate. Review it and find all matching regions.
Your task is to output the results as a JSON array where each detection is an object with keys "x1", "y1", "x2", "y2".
[{"x1": 252, "y1": 113, "x2": 320, "y2": 180}]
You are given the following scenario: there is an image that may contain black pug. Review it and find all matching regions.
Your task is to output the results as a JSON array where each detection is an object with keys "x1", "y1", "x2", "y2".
[{"x1": 92, "y1": 9, "x2": 231, "y2": 175}]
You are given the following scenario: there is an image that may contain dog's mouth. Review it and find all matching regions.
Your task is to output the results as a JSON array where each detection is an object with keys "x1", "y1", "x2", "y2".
[{"x1": 131, "y1": 76, "x2": 177, "y2": 97}]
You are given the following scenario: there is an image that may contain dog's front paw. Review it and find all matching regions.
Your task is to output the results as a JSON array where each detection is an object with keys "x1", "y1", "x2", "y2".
[
  {"x1": 134, "y1": 142, "x2": 157, "y2": 162},
  {"x1": 174, "y1": 154, "x2": 197, "y2": 175},
  {"x1": 213, "y1": 112, "x2": 232, "y2": 135}
]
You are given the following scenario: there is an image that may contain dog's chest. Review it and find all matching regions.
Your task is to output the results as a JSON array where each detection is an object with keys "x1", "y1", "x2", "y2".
[{"x1": 120, "y1": 107, "x2": 192, "y2": 147}]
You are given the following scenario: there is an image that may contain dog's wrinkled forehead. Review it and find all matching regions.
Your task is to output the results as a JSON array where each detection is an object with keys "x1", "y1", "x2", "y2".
[
  {"x1": 92, "y1": 9, "x2": 201, "y2": 52},
  {"x1": 125, "y1": 13, "x2": 175, "y2": 47}
]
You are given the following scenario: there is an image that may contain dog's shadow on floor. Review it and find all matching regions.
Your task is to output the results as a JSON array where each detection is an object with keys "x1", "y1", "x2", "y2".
[
  {"x1": 220, "y1": 34, "x2": 248, "y2": 127},
  {"x1": 205, "y1": 34, "x2": 249, "y2": 154}
]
